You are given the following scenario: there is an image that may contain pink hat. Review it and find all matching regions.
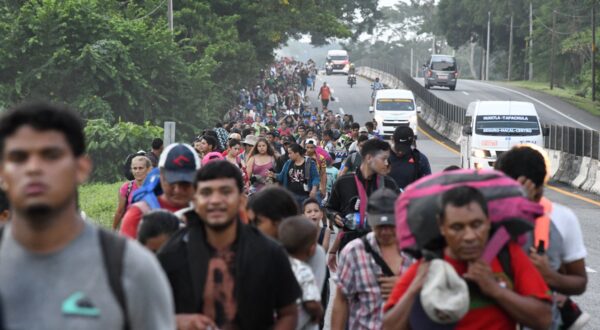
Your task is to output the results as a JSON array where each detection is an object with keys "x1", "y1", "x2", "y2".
[{"x1": 202, "y1": 152, "x2": 224, "y2": 166}]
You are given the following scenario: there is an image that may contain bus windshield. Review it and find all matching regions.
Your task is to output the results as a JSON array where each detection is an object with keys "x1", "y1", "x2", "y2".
[
  {"x1": 376, "y1": 98, "x2": 415, "y2": 111},
  {"x1": 475, "y1": 115, "x2": 540, "y2": 136}
]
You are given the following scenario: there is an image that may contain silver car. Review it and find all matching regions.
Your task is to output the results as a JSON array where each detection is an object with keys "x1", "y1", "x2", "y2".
[{"x1": 424, "y1": 55, "x2": 458, "y2": 91}]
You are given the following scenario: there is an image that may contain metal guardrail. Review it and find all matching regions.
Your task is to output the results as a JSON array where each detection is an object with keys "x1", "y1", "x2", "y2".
[{"x1": 357, "y1": 59, "x2": 600, "y2": 160}]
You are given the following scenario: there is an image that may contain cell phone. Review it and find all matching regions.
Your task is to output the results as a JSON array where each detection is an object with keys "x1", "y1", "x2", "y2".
[{"x1": 537, "y1": 240, "x2": 546, "y2": 255}]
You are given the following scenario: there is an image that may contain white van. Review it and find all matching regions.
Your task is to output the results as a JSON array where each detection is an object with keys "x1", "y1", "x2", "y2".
[
  {"x1": 460, "y1": 101, "x2": 548, "y2": 169},
  {"x1": 369, "y1": 89, "x2": 420, "y2": 139},
  {"x1": 326, "y1": 50, "x2": 350, "y2": 75}
]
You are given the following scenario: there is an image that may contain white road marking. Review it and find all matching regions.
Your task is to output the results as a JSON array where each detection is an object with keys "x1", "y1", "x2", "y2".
[
  {"x1": 462, "y1": 91, "x2": 469, "y2": 95},
  {"x1": 338, "y1": 107, "x2": 345, "y2": 115},
  {"x1": 475, "y1": 81, "x2": 594, "y2": 130},
  {"x1": 586, "y1": 267, "x2": 597, "y2": 273}
]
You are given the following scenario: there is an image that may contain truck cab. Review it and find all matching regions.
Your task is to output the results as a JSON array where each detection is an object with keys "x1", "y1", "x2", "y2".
[
  {"x1": 326, "y1": 50, "x2": 350, "y2": 75},
  {"x1": 369, "y1": 89, "x2": 419, "y2": 140},
  {"x1": 461, "y1": 101, "x2": 547, "y2": 169}
]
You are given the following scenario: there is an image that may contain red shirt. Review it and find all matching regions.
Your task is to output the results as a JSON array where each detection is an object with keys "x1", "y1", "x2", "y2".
[
  {"x1": 120, "y1": 196, "x2": 184, "y2": 238},
  {"x1": 384, "y1": 243, "x2": 551, "y2": 330},
  {"x1": 319, "y1": 86, "x2": 331, "y2": 100}
]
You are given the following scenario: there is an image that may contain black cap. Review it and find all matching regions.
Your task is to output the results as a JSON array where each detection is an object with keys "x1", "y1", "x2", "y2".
[
  {"x1": 367, "y1": 188, "x2": 398, "y2": 227},
  {"x1": 393, "y1": 126, "x2": 415, "y2": 145}
]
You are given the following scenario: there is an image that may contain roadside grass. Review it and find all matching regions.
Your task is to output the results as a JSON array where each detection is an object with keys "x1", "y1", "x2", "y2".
[
  {"x1": 79, "y1": 182, "x2": 121, "y2": 229},
  {"x1": 505, "y1": 80, "x2": 600, "y2": 116}
]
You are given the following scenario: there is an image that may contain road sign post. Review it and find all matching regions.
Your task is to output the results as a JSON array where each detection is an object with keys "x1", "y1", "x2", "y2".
[{"x1": 164, "y1": 121, "x2": 176, "y2": 146}]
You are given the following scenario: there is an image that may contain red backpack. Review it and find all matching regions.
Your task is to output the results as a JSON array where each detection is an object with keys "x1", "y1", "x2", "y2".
[{"x1": 395, "y1": 169, "x2": 543, "y2": 262}]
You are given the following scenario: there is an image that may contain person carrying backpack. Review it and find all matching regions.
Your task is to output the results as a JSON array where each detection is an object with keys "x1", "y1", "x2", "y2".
[
  {"x1": 271, "y1": 143, "x2": 320, "y2": 207},
  {"x1": 388, "y1": 126, "x2": 431, "y2": 191},
  {"x1": 120, "y1": 143, "x2": 200, "y2": 238},
  {"x1": 326, "y1": 139, "x2": 398, "y2": 272},
  {"x1": 495, "y1": 145, "x2": 589, "y2": 329},
  {"x1": 383, "y1": 186, "x2": 552, "y2": 330},
  {"x1": 0, "y1": 103, "x2": 173, "y2": 329},
  {"x1": 331, "y1": 189, "x2": 412, "y2": 330},
  {"x1": 112, "y1": 155, "x2": 152, "y2": 230}
]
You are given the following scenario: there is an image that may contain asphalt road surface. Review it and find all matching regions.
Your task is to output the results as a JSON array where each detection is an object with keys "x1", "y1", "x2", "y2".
[
  {"x1": 312, "y1": 72, "x2": 600, "y2": 329},
  {"x1": 416, "y1": 77, "x2": 600, "y2": 131}
]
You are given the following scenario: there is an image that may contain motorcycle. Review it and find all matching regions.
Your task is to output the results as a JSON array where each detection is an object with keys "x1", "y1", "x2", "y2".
[
  {"x1": 347, "y1": 74, "x2": 356, "y2": 88},
  {"x1": 325, "y1": 63, "x2": 333, "y2": 75}
]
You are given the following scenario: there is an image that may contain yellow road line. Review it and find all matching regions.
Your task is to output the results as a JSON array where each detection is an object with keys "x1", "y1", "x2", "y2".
[
  {"x1": 546, "y1": 185, "x2": 600, "y2": 208},
  {"x1": 418, "y1": 127, "x2": 460, "y2": 155},
  {"x1": 418, "y1": 127, "x2": 600, "y2": 208}
]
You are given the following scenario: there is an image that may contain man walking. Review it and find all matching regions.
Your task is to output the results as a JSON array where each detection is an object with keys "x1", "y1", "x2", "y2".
[
  {"x1": 158, "y1": 161, "x2": 301, "y2": 329},
  {"x1": 0, "y1": 103, "x2": 174, "y2": 329},
  {"x1": 388, "y1": 126, "x2": 431, "y2": 191},
  {"x1": 317, "y1": 82, "x2": 332, "y2": 110},
  {"x1": 331, "y1": 189, "x2": 412, "y2": 329}
]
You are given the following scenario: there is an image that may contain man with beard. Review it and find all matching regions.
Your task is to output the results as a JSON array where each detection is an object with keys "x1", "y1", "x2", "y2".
[
  {"x1": 388, "y1": 126, "x2": 431, "y2": 191},
  {"x1": 158, "y1": 161, "x2": 301, "y2": 329},
  {"x1": 0, "y1": 103, "x2": 174, "y2": 329}
]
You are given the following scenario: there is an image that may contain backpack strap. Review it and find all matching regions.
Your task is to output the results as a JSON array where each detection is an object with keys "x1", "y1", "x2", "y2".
[
  {"x1": 534, "y1": 197, "x2": 553, "y2": 251},
  {"x1": 497, "y1": 245, "x2": 513, "y2": 281},
  {"x1": 361, "y1": 236, "x2": 395, "y2": 277},
  {"x1": 353, "y1": 174, "x2": 368, "y2": 228},
  {"x1": 124, "y1": 181, "x2": 134, "y2": 209},
  {"x1": 411, "y1": 149, "x2": 422, "y2": 181},
  {"x1": 98, "y1": 229, "x2": 130, "y2": 330}
]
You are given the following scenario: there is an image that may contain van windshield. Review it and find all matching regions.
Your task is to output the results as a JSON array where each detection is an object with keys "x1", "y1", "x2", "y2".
[
  {"x1": 376, "y1": 98, "x2": 415, "y2": 111},
  {"x1": 431, "y1": 60, "x2": 456, "y2": 71},
  {"x1": 475, "y1": 115, "x2": 540, "y2": 136},
  {"x1": 329, "y1": 55, "x2": 348, "y2": 61}
]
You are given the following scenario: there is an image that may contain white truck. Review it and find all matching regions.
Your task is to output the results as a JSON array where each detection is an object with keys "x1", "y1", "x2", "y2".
[
  {"x1": 369, "y1": 89, "x2": 420, "y2": 140},
  {"x1": 325, "y1": 50, "x2": 350, "y2": 75},
  {"x1": 460, "y1": 101, "x2": 548, "y2": 169}
]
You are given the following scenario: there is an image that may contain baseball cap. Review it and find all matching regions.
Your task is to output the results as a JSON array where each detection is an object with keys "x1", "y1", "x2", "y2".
[
  {"x1": 158, "y1": 143, "x2": 201, "y2": 184},
  {"x1": 228, "y1": 133, "x2": 241, "y2": 141},
  {"x1": 202, "y1": 152, "x2": 224, "y2": 166},
  {"x1": 359, "y1": 127, "x2": 368, "y2": 134},
  {"x1": 367, "y1": 188, "x2": 398, "y2": 227},
  {"x1": 242, "y1": 135, "x2": 258, "y2": 146},
  {"x1": 393, "y1": 126, "x2": 415, "y2": 144},
  {"x1": 305, "y1": 138, "x2": 317, "y2": 146},
  {"x1": 409, "y1": 259, "x2": 469, "y2": 329}
]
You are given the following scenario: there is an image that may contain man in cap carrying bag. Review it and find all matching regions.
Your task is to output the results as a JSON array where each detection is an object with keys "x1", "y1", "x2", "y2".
[
  {"x1": 388, "y1": 126, "x2": 431, "y2": 191},
  {"x1": 331, "y1": 188, "x2": 411, "y2": 330}
]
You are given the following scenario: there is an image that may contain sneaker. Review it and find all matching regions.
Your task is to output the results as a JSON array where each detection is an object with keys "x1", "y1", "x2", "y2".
[{"x1": 560, "y1": 297, "x2": 590, "y2": 330}]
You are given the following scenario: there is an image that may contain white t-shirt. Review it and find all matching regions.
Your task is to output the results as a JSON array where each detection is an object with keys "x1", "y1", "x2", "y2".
[
  {"x1": 290, "y1": 257, "x2": 320, "y2": 330},
  {"x1": 526, "y1": 202, "x2": 587, "y2": 270},
  {"x1": 549, "y1": 203, "x2": 587, "y2": 264}
]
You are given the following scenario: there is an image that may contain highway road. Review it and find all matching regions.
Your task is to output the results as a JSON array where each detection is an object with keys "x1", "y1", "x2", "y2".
[
  {"x1": 415, "y1": 77, "x2": 600, "y2": 131},
  {"x1": 312, "y1": 73, "x2": 600, "y2": 328}
]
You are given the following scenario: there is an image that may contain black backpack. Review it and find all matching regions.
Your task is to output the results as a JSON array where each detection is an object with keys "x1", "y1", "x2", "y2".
[
  {"x1": 0, "y1": 226, "x2": 130, "y2": 329},
  {"x1": 123, "y1": 151, "x2": 147, "y2": 180}
]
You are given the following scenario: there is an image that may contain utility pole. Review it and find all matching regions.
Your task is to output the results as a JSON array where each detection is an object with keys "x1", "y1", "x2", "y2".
[
  {"x1": 432, "y1": 35, "x2": 436, "y2": 55},
  {"x1": 529, "y1": 2, "x2": 533, "y2": 80},
  {"x1": 168, "y1": 0, "x2": 173, "y2": 32},
  {"x1": 593, "y1": 3, "x2": 596, "y2": 101},
  {"x1": 410, "y1": 47, "x2": 414, "y2": 77},
  {"x1": 550, "y1": 10, "x2": 556, "y2": 90},
  {"x1": 486, "y1": 11, "x2": 491, "y2": 80},
  {"x1": 508, "y1": 14, "x2": 513, "y2": 81}
]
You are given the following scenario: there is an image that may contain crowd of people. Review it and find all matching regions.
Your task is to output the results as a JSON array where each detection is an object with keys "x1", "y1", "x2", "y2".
[{"x1": 0, "y1": 58, "x2": 590, "y2": 330}]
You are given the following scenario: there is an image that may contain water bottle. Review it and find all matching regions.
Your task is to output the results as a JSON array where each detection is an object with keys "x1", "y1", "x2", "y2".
[{"x1": 344, "y1": 212, "x2": 361, "y2": 230}]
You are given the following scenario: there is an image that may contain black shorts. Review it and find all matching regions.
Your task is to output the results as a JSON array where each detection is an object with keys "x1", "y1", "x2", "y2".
[{"x1": 321, "y1": 99, "x2": 329, "y2": 107}]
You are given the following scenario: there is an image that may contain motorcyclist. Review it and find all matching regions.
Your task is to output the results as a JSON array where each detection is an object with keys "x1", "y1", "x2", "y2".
[
  {"x1": 348, "y1": 63, "x2": 356, "y2": 75},
  {"x1": 347, "y1": 64, "x2": 357, "y2": 86}
]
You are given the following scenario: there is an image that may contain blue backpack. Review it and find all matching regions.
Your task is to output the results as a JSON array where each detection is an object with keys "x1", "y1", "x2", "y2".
[{"x1": 131, "y1": 167, "x2": 162, "y2": 210}]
